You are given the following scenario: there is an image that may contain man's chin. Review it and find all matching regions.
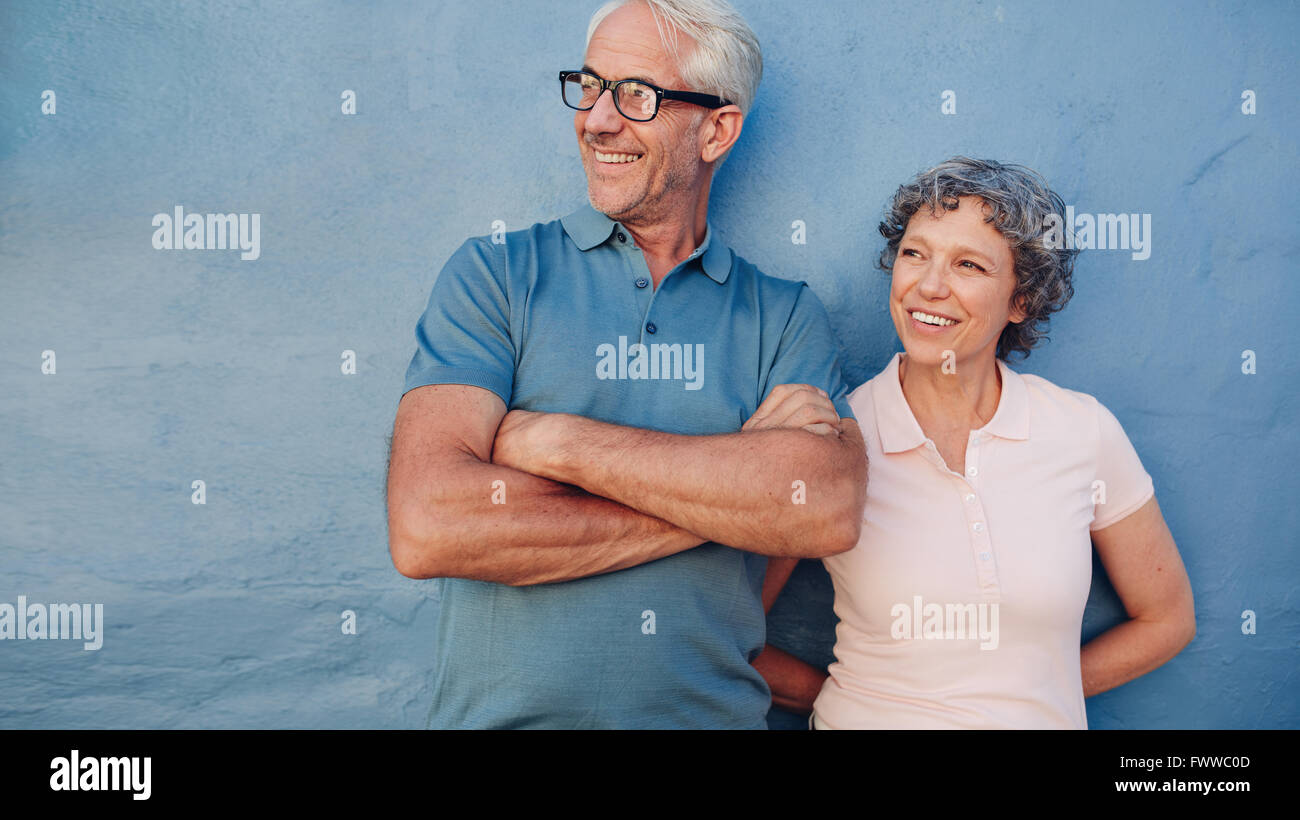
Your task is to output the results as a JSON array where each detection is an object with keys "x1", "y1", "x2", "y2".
[{"x1": 586, "y1": 184, "x2": 642, "y2": 221}]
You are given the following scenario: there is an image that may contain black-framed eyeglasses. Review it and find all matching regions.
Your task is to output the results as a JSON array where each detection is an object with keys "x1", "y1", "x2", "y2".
[{"x1": 559, "y1": 69, "x2": 732, "y2": 122}]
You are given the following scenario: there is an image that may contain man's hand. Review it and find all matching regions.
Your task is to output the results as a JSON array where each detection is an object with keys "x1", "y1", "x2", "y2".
[
  {"x1": 495, "y1": 384, "x2": 844, "y2": 476},
  {"x1": 387, "y1": 385, "x2": 708, "y2": 584},
  {"x1": 492, "y1": 408, "x2": 566, "y2": 475},
  {"x1": 479, "y1": 383, "x2": 865, "y2": 558},
  {"x1": 742, "y1": 383, "x2": 843, "y2": 437}
]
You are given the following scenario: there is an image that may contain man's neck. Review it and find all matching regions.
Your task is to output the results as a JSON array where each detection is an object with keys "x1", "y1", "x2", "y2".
[{"x1": 619, "y1": 183, "x2": 712, "y2": 287}]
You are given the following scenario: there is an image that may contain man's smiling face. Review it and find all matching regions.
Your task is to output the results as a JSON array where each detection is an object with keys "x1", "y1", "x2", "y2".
[{"x1": 575, "y1": 1, "x2": 707, "y2": 225}]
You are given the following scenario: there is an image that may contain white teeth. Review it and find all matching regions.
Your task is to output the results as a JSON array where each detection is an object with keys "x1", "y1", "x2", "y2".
[
  {"x1": 911, "y1": 310, "x2": 956, "y2": 327},
  {"x1": 594, "y1": 151, "x2": 642, "y2": 163}
]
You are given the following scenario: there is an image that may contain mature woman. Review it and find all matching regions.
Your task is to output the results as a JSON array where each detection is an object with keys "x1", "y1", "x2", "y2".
[{"x1": 754, "y1": 157, "x2": 1196, "y2": 729}]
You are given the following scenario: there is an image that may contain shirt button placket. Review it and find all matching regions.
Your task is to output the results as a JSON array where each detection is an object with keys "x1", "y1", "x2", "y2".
[
  {"x1": 963, "y1": 433, "x2": 998, "y2": 595},
  {"x1": 620, "y1": 226, "x2": 655, "y2": 334}
]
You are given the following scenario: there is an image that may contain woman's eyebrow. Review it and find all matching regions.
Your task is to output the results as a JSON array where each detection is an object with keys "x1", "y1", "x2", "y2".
[
  {"x1": 904, "y1": 233, "x2": 999, "y2": 263},
  {"x1": 949, "y1": 243, "x2": 998, "y2": 262}
]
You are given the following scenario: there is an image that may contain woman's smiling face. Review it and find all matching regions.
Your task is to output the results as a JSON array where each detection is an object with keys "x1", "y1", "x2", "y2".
[{"x1": 890, "y1": 195, "x2": 1027, "y2": 368}]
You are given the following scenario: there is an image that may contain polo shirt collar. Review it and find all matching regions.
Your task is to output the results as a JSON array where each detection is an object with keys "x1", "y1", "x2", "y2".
[
  {"x1": 696, "y1": 227, "x2": 731, "y2": 284},
  {"x1": 872, "y1": 352, "x2": 1030, "y2": 454},
  {"x1": 984, "y1": 356, "x2": 1031, "y2": 441},
  {"x1": 561, "y1": 202, "x2": 619, "y2": 251},
  {"x1": 560, "y1": 202, "x2": 731, "y2": 284},
  {"x1": 873, "y1": 353, "x2": 926, "y2": 454}
]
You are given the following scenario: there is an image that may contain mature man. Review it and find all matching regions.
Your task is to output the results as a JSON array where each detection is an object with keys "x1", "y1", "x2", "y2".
[{"x1": 387, "y1": 0, "x2": 866, "y2": 729}]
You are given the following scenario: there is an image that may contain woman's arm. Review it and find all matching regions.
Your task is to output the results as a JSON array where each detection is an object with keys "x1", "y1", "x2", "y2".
[
  {"x1": 741, "y1": 386, "x2": 849, "y2": 714},
  {"x1": 1081, "y1": 495, "x2": 1195, "y2": 697},
  {"x1": 752, "y1": 557, "x2": 830, "y2": 715}
]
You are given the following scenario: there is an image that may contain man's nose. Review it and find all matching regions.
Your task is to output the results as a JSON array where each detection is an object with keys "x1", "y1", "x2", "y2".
[{"x1": 584, "y1": 88, "x2": 623, "y2": 134}]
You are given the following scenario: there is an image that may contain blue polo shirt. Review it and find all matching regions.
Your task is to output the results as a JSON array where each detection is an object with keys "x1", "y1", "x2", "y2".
[{"x1": 402, "y1": 203, "x2": 854, "y2": 729}]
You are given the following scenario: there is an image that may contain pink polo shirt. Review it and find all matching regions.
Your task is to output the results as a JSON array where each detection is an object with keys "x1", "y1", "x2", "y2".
[{"x1": 811, "y1": 352, "x2": 1154, "y2": 729}]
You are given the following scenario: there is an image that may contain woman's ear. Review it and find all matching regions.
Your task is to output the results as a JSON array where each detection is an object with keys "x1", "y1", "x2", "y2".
[{"x1": 1009, "y1": 292, "x2": 1029, "y2": 325}]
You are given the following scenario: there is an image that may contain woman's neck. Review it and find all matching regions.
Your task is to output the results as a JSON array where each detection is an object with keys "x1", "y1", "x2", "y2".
[{"x1": 899, "y1": 351, "x2": 1003, "y2": 434}]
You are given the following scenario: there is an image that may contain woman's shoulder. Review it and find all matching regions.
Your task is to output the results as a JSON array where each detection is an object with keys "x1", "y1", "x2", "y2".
[
  {"x1": 1014, "y1": 368, "x2": 1102, "y2": 412},
  {"x1": 1007, "y1": 366, "x2": 1126, "y2": 443}
]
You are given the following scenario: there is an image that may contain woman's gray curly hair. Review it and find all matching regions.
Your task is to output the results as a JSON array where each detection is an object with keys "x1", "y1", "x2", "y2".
[{"x1": 877, "y1": 157, "x2": 1079, "y2": 361}]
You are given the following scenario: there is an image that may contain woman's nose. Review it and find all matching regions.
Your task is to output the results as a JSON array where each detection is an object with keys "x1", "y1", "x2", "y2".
[{"x1": 917, "y1": 259, "x2": 948, "y2": 297}]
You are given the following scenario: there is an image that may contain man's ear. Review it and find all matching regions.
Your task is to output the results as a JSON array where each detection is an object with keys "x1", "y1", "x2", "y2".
[{"x1": 700, "y1": 105, "x2": 743, "y2": 163}]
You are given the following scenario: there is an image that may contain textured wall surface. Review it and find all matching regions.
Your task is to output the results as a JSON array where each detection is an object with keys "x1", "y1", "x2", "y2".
[{"x1": 1, "y1": 0, "x2": 1296, "y2": 729}]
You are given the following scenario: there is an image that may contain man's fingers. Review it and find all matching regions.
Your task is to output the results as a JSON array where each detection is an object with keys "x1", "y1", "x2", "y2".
[
  {"x1": 789, "y1": 403, "x2": 842, "y2": 430},
  {"x1": 748, "y1": 383, "x2": 809, "y2": 424},
  {"x1": 748, "y1": 391, "x2": 806, "y2": 429},
  {"x1": 743, "y1": 385, "x2": 839, "y2": 431},
  {"x1": 801, "y1": 422, "x2": 838, "y2": 437}
]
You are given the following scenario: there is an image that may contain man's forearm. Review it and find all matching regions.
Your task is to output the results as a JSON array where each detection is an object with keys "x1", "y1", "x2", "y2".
[
  {"x1": 390, "y1": 453, "x2": 705, "y2": 585},
  {"x1": 516, "y1": 415, "x2": 867, "y2": 557}
]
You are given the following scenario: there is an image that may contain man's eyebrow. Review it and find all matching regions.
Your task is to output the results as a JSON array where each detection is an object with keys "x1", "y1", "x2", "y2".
[{"x1": 582, "y1": 64, "x2": 662, "y2": 86}]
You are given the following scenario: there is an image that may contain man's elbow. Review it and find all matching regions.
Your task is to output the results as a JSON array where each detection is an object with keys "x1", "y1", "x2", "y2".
[
  {"x1": 388, "y1": 506, "x2": 455, "y2": 580},
  {"x1": 808, "y1": 463, "x2": 867, "y2": 557},
  {"x1": 389, "y1": 531, "x2": 438, "y2": 580},
  {"x1": 798, "y1": 513, "x2": 862, "y2": 558},
  {"x1": 783, "y1": 483, "x2": 864, "y2": 558}
]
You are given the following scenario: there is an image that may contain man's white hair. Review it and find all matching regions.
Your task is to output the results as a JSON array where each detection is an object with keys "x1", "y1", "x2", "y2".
[{"x1": 585, "y1": 0, "x2": 763, "y2": 117}]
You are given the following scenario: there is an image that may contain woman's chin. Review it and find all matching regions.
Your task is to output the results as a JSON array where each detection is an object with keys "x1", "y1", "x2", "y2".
[{"x1": 899, "y1": 343, "x2": 955, "y2": 369}]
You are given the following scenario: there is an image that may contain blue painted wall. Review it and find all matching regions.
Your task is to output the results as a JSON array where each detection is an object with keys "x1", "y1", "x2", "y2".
[{"x1": 1, "y1": 0, "x2": 1295, "y2": 729}]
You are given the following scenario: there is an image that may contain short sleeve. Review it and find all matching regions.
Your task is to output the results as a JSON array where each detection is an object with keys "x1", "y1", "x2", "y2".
[
  {"x1": 1090, "y1": 400, "x2": 1155, "y2": 530},
  {"x1": 759, "y1": 284, "x2": 854, "y2": 421},
  {"x1": 402, "y1": 237, "x2": 515, "y2": 406}
]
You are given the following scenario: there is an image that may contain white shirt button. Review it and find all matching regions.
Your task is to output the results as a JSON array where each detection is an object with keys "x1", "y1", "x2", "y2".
[
  {"x1": 965, "y1": 493, "x2": 977, "y2": 503},
  {"x1": 967, "y1": 466, "x2": 978, "y2": 477},
  {"x1": 979, "y1": 552, "x2": 991, "y2": 561},
  {"x1": 973, "y1": 522, "x2": 984, "y2": 533}
]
